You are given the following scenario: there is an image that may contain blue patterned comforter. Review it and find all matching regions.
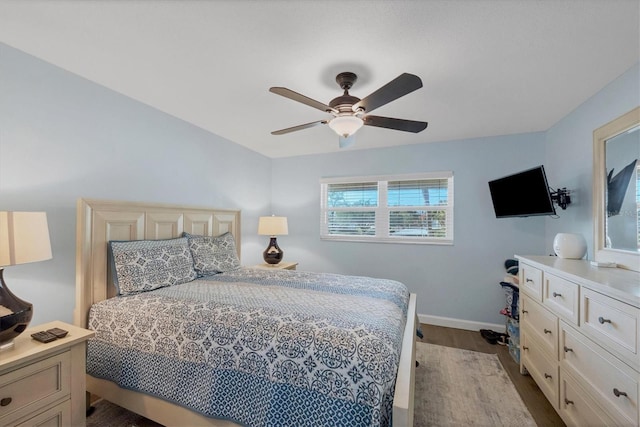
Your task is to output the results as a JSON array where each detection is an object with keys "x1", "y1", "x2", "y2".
[{"x1": 87, "y1": 268, "x2": 410, "y2": 427}]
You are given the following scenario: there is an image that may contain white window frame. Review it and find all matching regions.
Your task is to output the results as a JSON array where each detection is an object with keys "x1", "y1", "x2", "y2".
[
  {"x1": 636, "y1": 164, "x2": 640, "y2": 249},
  {"x1": 320, "y1": 172, "x2": 454, "y2": 245}
]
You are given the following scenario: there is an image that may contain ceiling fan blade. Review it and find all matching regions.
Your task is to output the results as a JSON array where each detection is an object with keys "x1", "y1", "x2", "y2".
[
  {"x1": 269, "y1": 87, "x2": 335, "y2": 113},
  {"x1": 363, "y1": 115, "x2": 428, "y2": 133},
  {"x1": 352, "y1": 73, "x2": 423, "y2": 114},
  {"x1": 339, "y1": 135, "x2": 356, "y2": 148},
  {"x1": 271, "y1": 120, "x2": 327, "y2": 135}
]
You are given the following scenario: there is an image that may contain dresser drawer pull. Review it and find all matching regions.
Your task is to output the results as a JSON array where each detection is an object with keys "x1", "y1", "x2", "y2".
[
  {"x1": 543, "y1": 328, "x2": 552, "y2": 334},
  {"x1": 526, "y1": 278, "x2": 533, "y2": 283},
  {"x1": 521, "y1": 310, "x2": 528, "y2": 315},
  {"x1": 0, "y1": 397, "x2": 12, "y2": 407},
  {"x1": 544, "y1": 373, "x2": 552, "y2": 379},
  {"x1": 552, "y1": 292, "x2": 562, "y2": 298},
  {"x1": 613, "y1": 388, "x2": 628, "y2": 398},
  {"x1": 563, "y1": 346, "x2": 573, "y2": 353},
  {"x1": 522, "y1": 346, "x2": 529, "y2": 351},
  {"x1": 598, "y1": 316, "x2": 612, "y2": 324},
  {"x1": 564, "y1": 398, "x2": 574, "y2": 406}
]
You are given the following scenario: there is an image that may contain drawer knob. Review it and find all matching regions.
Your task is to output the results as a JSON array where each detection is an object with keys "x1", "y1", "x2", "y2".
[
  {"x1": 544, "y1": 328, "x2": 552, "y2": 334},
  {"x1": 564, "y1": 398, "x2": 574, "y2": 406},
  {"x1": 522, "y1": 310, "x2": 528, "y2": 314},
  {"x1": 526, "y1": 278, "x2": 533, "y2": 283},
  {"x1": 544, "y1": 373, "x2": 552, "y2": 379},
  {"x1": 598, "y1": 316, "x2": 612, "y2": 324},
  {"x1": 563, "y1": 346, "x2": 573, "y2": 353},
  {"x1": 552, "y1": 292, "x2": 562, "y2": 298},
  {"x1": 613, "y1": 388, "x2": 628, "y2": 398},
  {"x1": 522, "y1": 346, "x2": 529, "y2": 351},
  {"x1": 0, "y1": 397, "x2": 11, "y2": 407}
]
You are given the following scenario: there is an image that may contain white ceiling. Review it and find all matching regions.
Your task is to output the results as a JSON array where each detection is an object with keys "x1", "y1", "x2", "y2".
[{"x1": 0, "y1": 1, "x2": 638, "y2": 158}]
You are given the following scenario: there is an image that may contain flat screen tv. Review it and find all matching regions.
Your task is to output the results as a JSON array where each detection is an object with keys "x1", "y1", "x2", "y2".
[{"x1": 488, "y1": 165, "x2": 556, "y2": 218}]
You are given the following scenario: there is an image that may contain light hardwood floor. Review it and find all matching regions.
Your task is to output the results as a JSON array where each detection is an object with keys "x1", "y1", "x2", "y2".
[{"x1": 419, "y1": 324, "x2": 566, "y2": 427}]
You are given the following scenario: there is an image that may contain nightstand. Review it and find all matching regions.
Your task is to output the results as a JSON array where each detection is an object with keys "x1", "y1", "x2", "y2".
[
  {"x1": 0, "y1": 321, "x2": 94, "y2": 427},
  {"x1": 252, "y1": 261, "x2": 298, "y2": 270}
]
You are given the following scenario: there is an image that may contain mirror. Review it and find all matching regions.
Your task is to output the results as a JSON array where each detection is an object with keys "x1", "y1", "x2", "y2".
[{"x1": 593, "y1": 107, "x2": 640, "y2": 271}]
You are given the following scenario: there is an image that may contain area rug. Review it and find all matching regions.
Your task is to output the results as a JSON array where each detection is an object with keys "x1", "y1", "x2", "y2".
[
  {"x1": 414, "y1": 342, "x2": 536, "y2": 427},
  {"x1": 87, "y1": 343, "x2": 536, "y2": 427}
]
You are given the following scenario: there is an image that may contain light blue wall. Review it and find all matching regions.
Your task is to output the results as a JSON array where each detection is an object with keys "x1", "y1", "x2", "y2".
[
  {"x1": 544, "y1": 63, "x2": 640, "y2": 257},
  {"x1": 0, "y1": 44, "x2": 272, "y2": 325},
  {"x1": 271, "y1": 133, "x2": 547, "y2": 326}
]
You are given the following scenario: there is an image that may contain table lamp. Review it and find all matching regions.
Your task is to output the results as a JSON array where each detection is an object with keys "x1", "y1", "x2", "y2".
[
  {"x1": 258, "y1": 216, "x2": 288, "y2": 265},
  {"x1": 0, "y1": 212, "x2": 52, "y2": 350}
]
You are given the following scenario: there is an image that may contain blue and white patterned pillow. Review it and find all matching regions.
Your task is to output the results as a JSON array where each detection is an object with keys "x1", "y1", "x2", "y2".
[
  {"x1": 183, "y1": 232, "x2": 241, "y2": 275},
  {"x1": 109, "y1": 237, "x2": 197, "y2": 296}
]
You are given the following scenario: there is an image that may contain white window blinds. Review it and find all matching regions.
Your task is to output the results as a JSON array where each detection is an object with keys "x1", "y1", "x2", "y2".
[{"x1": 321, "y1": 172, "x2": 454, "y2": 244}]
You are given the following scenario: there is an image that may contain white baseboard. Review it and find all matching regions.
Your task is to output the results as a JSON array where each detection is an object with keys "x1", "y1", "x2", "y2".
[{"x1": 418, "y1": 313, "x2": 506, "y2": 333}]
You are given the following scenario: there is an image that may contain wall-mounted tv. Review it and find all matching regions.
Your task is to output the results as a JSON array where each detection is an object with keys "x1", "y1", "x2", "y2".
[{"x1": 488, "y1": 165, "x2": 556, "y2": 218}]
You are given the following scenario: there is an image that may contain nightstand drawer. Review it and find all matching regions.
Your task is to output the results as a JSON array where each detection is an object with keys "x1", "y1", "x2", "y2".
[
  {"x1": 580, "y1": 287, "x2": 639, "y2": 369},
  {"x1": 15, "y1": 400, "x2": 71, "y2": 427},
  {"x1": 0, "y1": 351, "x2": 70, "y2": 422}
]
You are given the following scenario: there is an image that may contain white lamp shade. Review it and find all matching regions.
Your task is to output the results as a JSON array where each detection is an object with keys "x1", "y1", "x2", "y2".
[
  {"x1": 0, "y1": 212, "x2": 52, "y2": 267},
  {"x1": 328, "y1": 116, "x2": 364, "y2": 138},
  {"x1": 258, "y1": 216, "x2": 288, "y2": 236}
]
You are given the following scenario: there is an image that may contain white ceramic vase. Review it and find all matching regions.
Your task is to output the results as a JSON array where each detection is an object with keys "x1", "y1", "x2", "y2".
[{"x1": 553, "y1": 233, "x2": 587, "y2": 259}]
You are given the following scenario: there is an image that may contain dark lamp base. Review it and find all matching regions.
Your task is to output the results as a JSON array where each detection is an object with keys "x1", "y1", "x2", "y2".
[
  {"x1": 0, "y1": 269, "x2": 33, "y2": 349},
  {"x1": 263, "y1": 237, "x2": 284, "y2": 265}
]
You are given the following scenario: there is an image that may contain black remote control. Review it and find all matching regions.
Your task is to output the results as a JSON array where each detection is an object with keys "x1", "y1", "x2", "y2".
[
  {"x1": 31, "y1": 331, "x2": 58, "y2": 343},
  {"x1": 47, "y1": 327, "x2": 68, "y2": 338}
]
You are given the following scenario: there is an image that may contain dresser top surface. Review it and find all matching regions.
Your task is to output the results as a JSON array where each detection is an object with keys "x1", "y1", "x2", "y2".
[{"x1": 516, "y1": 255, "x2": 640, "y2": 307}]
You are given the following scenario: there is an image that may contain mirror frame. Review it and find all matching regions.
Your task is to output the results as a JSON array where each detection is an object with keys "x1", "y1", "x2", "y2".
[{"x1": 592, "y1": 106, "x2": 640, "y2": 272}]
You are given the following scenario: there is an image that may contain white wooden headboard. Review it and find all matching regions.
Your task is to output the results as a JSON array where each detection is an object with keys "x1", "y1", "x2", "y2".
[{"x1": 74, "y1": 198, "x2": 241, "y2": 328}]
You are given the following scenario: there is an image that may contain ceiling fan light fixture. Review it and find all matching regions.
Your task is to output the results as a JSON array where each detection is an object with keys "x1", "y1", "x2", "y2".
[{"x1": 328, "y1": 115, "x2": 364, "y2": 138}]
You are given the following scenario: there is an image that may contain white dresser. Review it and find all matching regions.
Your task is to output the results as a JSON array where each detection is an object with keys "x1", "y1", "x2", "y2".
[{"x1": 516, "y1": 255, "x2": 640, "y2": 427}]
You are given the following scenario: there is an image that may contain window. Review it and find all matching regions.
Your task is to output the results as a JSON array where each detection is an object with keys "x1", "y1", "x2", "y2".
[{"x1": 320, "y1": 172, "x2": 454, "y2": 244}]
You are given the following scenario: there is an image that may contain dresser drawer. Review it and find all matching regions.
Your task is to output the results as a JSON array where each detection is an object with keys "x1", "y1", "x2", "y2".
[
  {"x1": 561, "y1": 322, "x2": 638, "y2": 427},
  {"x1": 522, "y1": 332, "x2": 559, "y2": 410},
  {"x1": 521, "y1": 294, "x2": 558, "y2": 359},
  {"x1": 0, "y1": 352, "x2": 71, "y2": 423},
  {"x1": 520, "y1": 263, "x2": 543, "y2": 301},
  {"x1": 543, "y1": 273, "x2": 579, "y2": 325},
  {"x1": 580, "y1": 287, "x2": 640, "y2": 369},
  {"x1": 559, "y1": 370, "x2": 620, "y2": 427}
]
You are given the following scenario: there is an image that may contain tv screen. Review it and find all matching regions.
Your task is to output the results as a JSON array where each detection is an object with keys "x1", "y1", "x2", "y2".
[{"x1": 488, "y1": 165, "x2": 556, "y2": 218}]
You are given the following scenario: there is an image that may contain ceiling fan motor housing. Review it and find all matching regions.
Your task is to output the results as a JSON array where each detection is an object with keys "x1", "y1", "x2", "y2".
[
  {"x1": 335, "y1": 72, "x2": 357, "y2": 90},
  {"x1": 330, "y1": 72, "x2": 362, "y2": 114},
  {"x1": 329, "y1": 94, "x2": 361, "y2": 113}
]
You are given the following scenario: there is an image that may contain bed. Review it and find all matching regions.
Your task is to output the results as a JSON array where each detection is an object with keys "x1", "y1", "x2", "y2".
[{"x1": 74, "y1": 198, "x2": 417, "y2": 427}]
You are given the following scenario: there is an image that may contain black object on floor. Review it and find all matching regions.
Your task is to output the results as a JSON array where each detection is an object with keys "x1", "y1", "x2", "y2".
[{"x1": 480, "y1": 329, "x2": 507, "y2": 345}]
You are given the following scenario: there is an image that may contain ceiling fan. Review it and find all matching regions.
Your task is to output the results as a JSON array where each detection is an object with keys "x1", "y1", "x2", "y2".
[{"x1": 269, "y1": 72, "x2": 428, "y2": 148}]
